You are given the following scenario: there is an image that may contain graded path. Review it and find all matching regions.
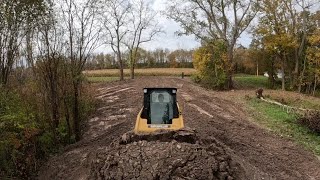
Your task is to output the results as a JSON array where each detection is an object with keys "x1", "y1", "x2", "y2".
[{"x1": 38, "y1": 77, "x2": 320, "y2": 180}]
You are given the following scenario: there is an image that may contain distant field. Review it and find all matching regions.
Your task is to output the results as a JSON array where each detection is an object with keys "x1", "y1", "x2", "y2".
[
  {"x1": 86, "y1": 76, "x2": 126, "y2": 83},
  {"x1": 84, "y1": 68, "x2": 196, "y2": 77}
]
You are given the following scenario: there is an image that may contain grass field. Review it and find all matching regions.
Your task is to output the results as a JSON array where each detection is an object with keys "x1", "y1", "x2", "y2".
[
  {"x1": 85, "y1": 76, "x2": 126, "y2": 83},
  {"x1": 248, "y1": 98, "x2": 320, "y2": 155},
  {"x1": 84, "y1": 68, "x2": 196, "y2": 77},
  {"x1": 234, "y1": 74, "x2": 269, "y2": 89}
]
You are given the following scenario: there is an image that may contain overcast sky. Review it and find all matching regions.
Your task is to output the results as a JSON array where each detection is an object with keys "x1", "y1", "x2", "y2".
[
  {"x1": 141, "y1": 0, "x2": 253, "y2": 51},
  {"x1": 98, "y1": 0, "x2": 253, "y2": 53}
]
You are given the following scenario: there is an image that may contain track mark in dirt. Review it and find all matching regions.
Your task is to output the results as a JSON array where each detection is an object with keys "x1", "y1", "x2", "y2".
[
  {"x1": 202, "y1": 101, "x2": 236, "y2": 120},
  {"x1": 181, "y1": 92, "x2": 194, "y2": 102},
  {"x1": 188, "y1": 103, "x2": 214, "y2": 118},
  {"x1": 96, "y1": 87, "x2": 134, "y2": 99},
  {"x1": 103, "y1": 95, "x2": 120, "y2": 103},
  {"x1": 97, "y1": 85, "x2": 120, "y2": 93}
]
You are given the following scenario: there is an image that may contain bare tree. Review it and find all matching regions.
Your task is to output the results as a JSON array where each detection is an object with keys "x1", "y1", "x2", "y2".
[
  {"x1": 0, "y1": 0, "x2": 46, "y2": 86},
  {"x1": 125, "y1": 0, "x2": 162, "y2": 79},
  {"x1": 167, "y1": 0, "x2": 258, "y2": 89},
  {"x1": 101, "y1": 0, "x2": 131, "y2": 81},
  {"x1": 35, "y1": 11, "x2": 65, "y2": 137},
  {"x1": 0, "y1": 1, "x2": 26, "y2": 85},
  {"x1": 60, "y1": 0, "x2": 101, "y2": 141}
]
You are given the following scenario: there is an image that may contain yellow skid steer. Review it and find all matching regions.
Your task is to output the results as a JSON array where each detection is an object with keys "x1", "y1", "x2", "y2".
[{"x1": 134, "y1": 88, "x2": 184, "y2": 134}]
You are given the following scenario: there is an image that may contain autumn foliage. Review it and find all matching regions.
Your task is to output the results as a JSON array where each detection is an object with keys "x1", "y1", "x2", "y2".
[{"x1": 193, "y1": 41, "x2": 228, "y2": 89}]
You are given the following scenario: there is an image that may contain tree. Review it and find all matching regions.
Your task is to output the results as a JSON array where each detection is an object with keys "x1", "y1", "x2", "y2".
[
  {"x1": 193, "y1": 40, "x2": 228, "y2": 89},
  {"x1": 306, "y1": 28, "x2": 320, "y2": 95},
  {"x1": 35, "y1": 8, "x2": 65, "y2": 137},
  {"x1": 0, "y1": 0, "x2": 45, "y2": 86},
  {"x1": 256, "y1": 0, "x2": 320, "y2": 90},
  {"x1": 125, "y1": 0, "x2": 162, "y2": 79},
  {"x1": 167, "y1": 0, "x2": 258, "y2": 89},
  {"x1": 101, "y1": 0, "x2": 131, "y2": 81},
  {"x1": 256, "y1": 0, "x2": 300, "y2": 90},
  {"x1": 60, "y1": 0, "x2": 101, "y2": 141}
]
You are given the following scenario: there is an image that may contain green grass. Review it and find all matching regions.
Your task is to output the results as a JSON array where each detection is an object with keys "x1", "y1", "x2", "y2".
[
  {"x1": 234, "y1": 74, "x2": 269, "y2": 89},
  {"x1": 248, "y1": 98, "x2": 320, "y2": 155},
  {"x1": 86, "y1": 76, "x2": 124, "y2": 83}
]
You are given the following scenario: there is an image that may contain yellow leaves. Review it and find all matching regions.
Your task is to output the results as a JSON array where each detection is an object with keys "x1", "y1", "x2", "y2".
[
  {"x1": 308, "y1": 29, "x2": 320, "y2": 46},
  {"x1": 263, "y1": 33, "x2": 298, "y2": 54},
  {"x1": 306, "y1": 29, "x2": 320, "y2": 75},
  {"x1": 193, "y1": 47, "x2": 212, "y2": 72}
]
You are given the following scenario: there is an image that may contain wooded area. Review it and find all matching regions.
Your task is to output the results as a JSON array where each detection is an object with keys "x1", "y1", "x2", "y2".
[
  {"x1": 0, "y1": 0, "x2": 320, "y2": 178},
  {"x1": 169, "y1": 0, "x2": 320, "y2": 92}
]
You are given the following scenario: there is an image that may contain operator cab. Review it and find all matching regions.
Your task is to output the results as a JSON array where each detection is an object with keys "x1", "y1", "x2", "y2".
[{"x1": 134, "y1": 88, "x2": 184, "y2": 133}]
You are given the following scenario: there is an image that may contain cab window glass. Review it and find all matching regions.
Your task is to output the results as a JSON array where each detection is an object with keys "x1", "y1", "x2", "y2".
[{"x1": 149, "y1": 91, "x2": 173, "y2": 124}]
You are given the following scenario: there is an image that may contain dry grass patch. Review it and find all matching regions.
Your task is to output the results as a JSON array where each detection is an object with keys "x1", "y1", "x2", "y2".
[{"x1": 84, "y1": 68, "x2": 196, "y2": 77}]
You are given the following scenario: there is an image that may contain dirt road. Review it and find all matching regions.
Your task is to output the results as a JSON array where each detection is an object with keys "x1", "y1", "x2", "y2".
[{"x1": 38, "y1": 77, "x2": 320, "y2": 180}]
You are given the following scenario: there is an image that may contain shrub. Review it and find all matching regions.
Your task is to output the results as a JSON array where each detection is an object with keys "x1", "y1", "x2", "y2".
[
  {"x1": 298, "y1": 113, "x2": 320, "y2": 134},
  {"x1": 192, "y1": 41, "x2": 228, "y2": 89}
]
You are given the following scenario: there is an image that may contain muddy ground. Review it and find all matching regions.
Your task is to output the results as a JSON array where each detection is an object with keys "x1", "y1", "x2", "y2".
[{"x1": 38, "y1": 77, "x2": 320, "y2": 180}]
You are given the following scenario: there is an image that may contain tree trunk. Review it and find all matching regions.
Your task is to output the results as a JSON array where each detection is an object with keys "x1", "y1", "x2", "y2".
[
  {"x1": 73, "y1": 81, "x2": 81, "y2": 141},
  {"x1": 298, "y1": 56, "x2": 306, "y2": 93},
  {"x1": 117, "y1": 49, "x2": 124, "y2": 81},
  {"x1": 50, "y1": 80, "x2": 59, "y2": 129},
  {"x1": 267, "y1": 57, "x2": 275, "y2": 89},
  {"x1": 63, "y1": 95, "x2": 71, "y2": 140},
  {"x1": 312, "y1": 75, "x2": 317, "y2": 96},
  {"x1": 281, "y1": 56, "x2": 285, "y2": 91},
  {"x1": 130, "y1": 51, "x2": 135, "y2": 79},
  {"x1": 256, "y1": 60, "x2": 259, "y2": 76},
  {"x1": 293, "y1": 48, "x2": 299, "y2": 87},
  {"x1": 26, "y1": 23, "x2": 34, "y2": 68},
  {"x1": 226, "y1": 47, "x2": 234, "y2": 89},
  {"x1": 130, "y1": 64, "x2": 135, "y2": 79}
]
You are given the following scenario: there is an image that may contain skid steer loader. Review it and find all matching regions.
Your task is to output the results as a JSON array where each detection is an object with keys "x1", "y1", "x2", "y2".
[{"x1": 134, "y1": 88, "x2": 184, "y2": 134}]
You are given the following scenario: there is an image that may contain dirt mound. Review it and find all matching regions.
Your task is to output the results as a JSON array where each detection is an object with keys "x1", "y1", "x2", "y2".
[
  {"x1": 120, "y1": 128, "x2": 198, "y2": 144},
  {"x1": 89, "y1": 130, "x2": 248, "y2": 180}
]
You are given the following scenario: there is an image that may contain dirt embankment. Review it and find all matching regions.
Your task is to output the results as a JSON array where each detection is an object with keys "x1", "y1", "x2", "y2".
[{"x1": 38, "y1": 77, "x2": 320, "y2": 180}]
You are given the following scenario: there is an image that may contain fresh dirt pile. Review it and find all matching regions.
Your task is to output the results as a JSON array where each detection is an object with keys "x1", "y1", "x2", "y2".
[{"x1": 89, "y1": 129, "x2": 248, "y2": 180}]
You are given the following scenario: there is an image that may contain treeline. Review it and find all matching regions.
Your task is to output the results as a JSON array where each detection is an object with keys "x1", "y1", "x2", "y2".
[
  {"x1": 248, "y1": 3, "x2": 320, "y2": 94},
  {"x1": 85, "y1": 48, "x2": 194, "y2": 70},
  {"x1": 0, "y1": 0, "x2": 101, "y2": 178},
  {"x1": 169, "y1": 0, "x2": 320, "y2": 94}
]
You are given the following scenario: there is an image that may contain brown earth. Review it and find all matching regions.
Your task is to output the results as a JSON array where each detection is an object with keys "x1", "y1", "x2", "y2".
[{"x1": 37, "y1": 77, "x2": 320, "y2": 180}]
